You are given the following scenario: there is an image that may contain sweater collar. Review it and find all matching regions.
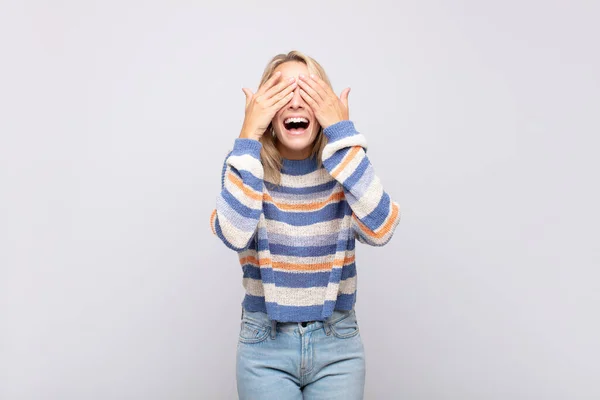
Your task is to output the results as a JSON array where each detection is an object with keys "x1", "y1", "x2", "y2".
[{"x1": 281, "y1": 154, "x2": 319, "y2": 175}]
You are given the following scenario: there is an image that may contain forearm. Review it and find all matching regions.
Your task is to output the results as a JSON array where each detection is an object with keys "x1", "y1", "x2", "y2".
[
  {"x1": 322, "y1": 120, "x2": 400, "y2": 245},
  {"x1": 210, "y1": 138, "x2": 264, "y2": 251}
]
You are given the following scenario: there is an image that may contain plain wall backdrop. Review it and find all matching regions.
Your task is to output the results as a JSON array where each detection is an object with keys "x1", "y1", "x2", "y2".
[{"x1": 1, "y1": 0, "x2": 599, "y2": 399}]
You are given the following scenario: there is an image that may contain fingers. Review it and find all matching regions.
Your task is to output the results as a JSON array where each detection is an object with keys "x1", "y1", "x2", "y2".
[
  {"x1": 263, "y1": 76, "x2": 297, "y2": 105},
  {"x1": 268, "y1": 78, "x2": 297, "y2": 106},
  {"x1": 297, "y1": 75, "x2": 324, "y2": 103},
  {"x1": 256, "y1": 71, "x2": 282, "y2": 96},
  {"x1": 309, "y1": 74, "x2": 335, "y2": 98},
  {"x1": 298, "y1": 87, "x2": 319, "y2": 110},
  {"x1": 241, "y1": 88, "x2": 254, "y2": 108},
  {"x1": 340, "y1": 87, "x2": 351, "y2": 108},
  {"x1": 273, "y1": 90, "x2": 296, "y2": 109}
]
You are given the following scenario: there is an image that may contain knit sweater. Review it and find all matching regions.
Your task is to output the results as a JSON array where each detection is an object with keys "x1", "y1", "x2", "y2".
[{"x1": 210, "y1": 120, "x2": 400, "y2": 322}]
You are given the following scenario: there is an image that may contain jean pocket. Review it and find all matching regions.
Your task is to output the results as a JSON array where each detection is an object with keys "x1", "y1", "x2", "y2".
[
  {"x1": 238, "y1": 320, "x2": 270, "y2": 344},
  {"x1": 330, "y1": 311, "x2": 360, "y2": 339}
]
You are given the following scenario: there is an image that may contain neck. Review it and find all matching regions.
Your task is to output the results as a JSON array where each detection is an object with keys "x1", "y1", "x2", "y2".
[{"x1": 276, "y1": 143, "x2": 312, "y2": 160}]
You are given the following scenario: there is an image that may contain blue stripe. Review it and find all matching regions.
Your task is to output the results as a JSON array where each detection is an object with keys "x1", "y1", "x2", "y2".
[
  {"x1": 278, "y1": 270, "x2": 330, "y2": 287},
  {"x1": 242, "y1": 294, "x2": 268, "y2": 313},
  {"x1": 268, "y1": 242, "x2": 337, "y2": 257},
  {"x1": 220, "y1": 151, "x2": 232, "y2": 189},
  {"x1": 241, "y1": 296, "x2": 358, "y2": 322},
  {"x1": 322, "y1": 120, "x2": 359, "y2": 142},
  {"x1": 220, "y1": 188, "x2": 262, "y2": 223},
  {"x1": 345, "y1": 163, "x2": 375, "y2": 207},
  {"x1": 331, "y1": 293, "x2": 356, "y2": 309},
  {"x1": 263, "y1": 202, "x2": 352, "y2": 226},
  {"x1": 214, "y1": 214, "x2": 253, "y2": 251},
  {"x1": 322, "y1": 146, "x2": 351, "y2": 171},
  {"x1": 267, "y1": 239, "x2": 354, "y2": 257},
  {"x1": 242, "y1": 264, "x2": 264, "y2": 281},
  {"x1": 228, "y1": 169, "x2": 263, "y2": 193},
  {"x1": 359, "y1": 192, "x2": 390, "y2": 231},
  {"x1": 266, "y1": 303, "x2": 327, "y2": 321},
  {"x1": 340, "y1": 263, "x2": 357, "y2": 280},
  {"x1": 242, "y1": 262, "x2": 356, "y2": 288},
  {"x1": 280, "y1": 154, "x2": 319, "y2": 175},
  {"x1": 257, "y1": 237, "x2": 269, "y2": 252},
  {"x1": 265, "y1": 179, "x2": 337, "y2": 194},
  {"x1": 258, "y1": 236, "x2": 356, "y2": 252},
  {"x1": 342, "y1": 155, "x2": 369, "y2": 192},
  {"x1": 266, "y1": 229, "x2": 355, "y2": 245},
  {"x1": 231, "y1": 138, "x2": 262, "y2": 158}
]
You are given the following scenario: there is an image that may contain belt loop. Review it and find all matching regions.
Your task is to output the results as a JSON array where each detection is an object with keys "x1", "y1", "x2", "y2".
[
  {"x1": 270, "y1": 320, "x2": 277, "y2": 339},
  {"x1": 323, "y1": 320, "x2": 331, "y2": 335}
]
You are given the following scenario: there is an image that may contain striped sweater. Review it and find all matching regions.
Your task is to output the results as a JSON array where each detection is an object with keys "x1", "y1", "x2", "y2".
[{"x1": 210, "y1": 120, "x2": 401, "y2": 322}]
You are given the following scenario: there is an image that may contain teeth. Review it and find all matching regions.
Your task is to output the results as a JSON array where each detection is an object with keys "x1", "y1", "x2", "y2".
[{"x1": 284, "y1": 117, "x2": 308, "y2": 124}]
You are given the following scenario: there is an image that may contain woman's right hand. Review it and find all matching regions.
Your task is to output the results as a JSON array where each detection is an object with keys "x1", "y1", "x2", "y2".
[{"x1": 240, "y1": 71, "x2": 298, "y2": 140}]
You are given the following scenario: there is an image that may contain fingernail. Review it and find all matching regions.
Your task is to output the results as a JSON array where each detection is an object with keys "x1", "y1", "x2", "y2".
[{"x1": 289, "y1": 77, "x2": 295, "y2": 82}]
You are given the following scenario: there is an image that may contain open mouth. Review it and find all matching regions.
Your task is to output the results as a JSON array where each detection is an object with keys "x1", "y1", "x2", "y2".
[{"x1": 283, "y1": 117, "x2": 310, "y2": 135}]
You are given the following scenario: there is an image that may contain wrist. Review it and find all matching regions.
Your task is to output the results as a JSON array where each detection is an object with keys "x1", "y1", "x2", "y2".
[
  {"x1": 240, "y1": 124, "x2": 264, "y2": 140},
  {"x1": 239, "y1": 132, "x2": 262, "y2": 141}
]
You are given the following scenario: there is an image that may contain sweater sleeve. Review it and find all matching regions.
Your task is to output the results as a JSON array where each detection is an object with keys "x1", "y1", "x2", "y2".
[
  {"x1": 210, "y1": 138, "x2": 264, "y2": 251},
  {"x1": 322, "y1": 120, "x2": 401, "y2": 246}
]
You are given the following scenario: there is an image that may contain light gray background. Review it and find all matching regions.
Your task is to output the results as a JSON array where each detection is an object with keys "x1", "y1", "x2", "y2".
[{"x1": 1, "y1": 0, "x2": 599, "y2": 399}]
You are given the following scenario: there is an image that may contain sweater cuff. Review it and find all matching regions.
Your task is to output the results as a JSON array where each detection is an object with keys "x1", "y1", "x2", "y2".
[
  {"x1": 232, "y1": 138, "x2": 263, "y2": 159},
  {"x1": 323, "y1": 120, "x2": 359, "y2": 142}
]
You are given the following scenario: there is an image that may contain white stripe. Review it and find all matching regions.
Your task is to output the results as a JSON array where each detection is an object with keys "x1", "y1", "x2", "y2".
[
  {"x1": 276, "y1": 168, "x2": 333, "y2": 188},
  {"x1": 242, "y1": 280, "x2": 357, "y2": 307},
  {"x1": 214, "y1": 212, "x2": 255, "y2": 248},
  {"x1": 322, "y1": 134, "x2": 368, "y2": 161},
  {"x1": 242, "y1": 275, "x2": 356, "y2": 296},
  {"x1": 345, "y1": 163, "x2": 375, "y2": 207},
  {"x1": 267, "y1": 184, "x2": 339, "y2": 201},
  {"x1": 227, "y1": 153, "x2": 264, "y2": 179},
  {"x1": 265, "y1": 214, "x2": 353, "y2": 236},
  {"x1": 339, "y1": 275, "x2": 357, "y2": 295},
  {"x1": 223, "y1": 168, "x2": 263, "y2": 210},
  {"x1": 265, "y1": 187, "x2": 345, "y2": 206},
  {"x1": 333, "y1": 147, "x2": 365, "y2": 183},
  {"x1": 267, "y1": 230, "x2": 352, "y2": 246},
  {"x1": 350, "y1": 175, "x2": 384, "y2": 218}
]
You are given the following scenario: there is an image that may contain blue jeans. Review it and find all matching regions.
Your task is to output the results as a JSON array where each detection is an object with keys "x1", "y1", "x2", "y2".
[{"x1": 236, "y1": 307, "x2": 366, "y2": 399}]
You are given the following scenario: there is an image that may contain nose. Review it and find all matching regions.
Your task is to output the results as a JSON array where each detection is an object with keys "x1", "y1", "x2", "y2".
[{"x1": 288, "y1": 85, "x2": 304, "y2": 109}]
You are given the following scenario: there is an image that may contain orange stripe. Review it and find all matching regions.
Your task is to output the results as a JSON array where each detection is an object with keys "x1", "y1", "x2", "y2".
[
  {"x1": 353, "y1": 202, "x2": 399, "y2": 239},
  {"x1": 263, "y1": 191, "x2": 345, "y2": 211},
  {"x1": 210, "y1": 209, "x2": 217, "y2": 235},
  {"x1": 226, "y1": 172, "x2": 263, "y2": 201},
  {"x1": 331, "y1": 146, "x2": 362, "y2": 179},
  {"x1": 240, "y1": 256, "x2": 270, "y2": 266},
  {"x1": 240, "y1": 255, "x2": 356, "y2": 272}
]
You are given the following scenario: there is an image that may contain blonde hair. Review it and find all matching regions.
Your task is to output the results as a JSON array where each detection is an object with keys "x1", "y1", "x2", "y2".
[{"x1": 257, "y1": 50, "x2": 333, "y2": 186}]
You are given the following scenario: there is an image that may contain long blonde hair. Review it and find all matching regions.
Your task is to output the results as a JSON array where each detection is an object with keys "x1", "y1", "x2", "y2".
[{"x1": 257, "y1": 50, "x2": 333, "y2": 186}]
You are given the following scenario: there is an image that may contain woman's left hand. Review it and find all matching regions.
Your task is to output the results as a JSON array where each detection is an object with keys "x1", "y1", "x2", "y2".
[{"x1": 297, "y1": 74, "x2": 351, "y2": 129}]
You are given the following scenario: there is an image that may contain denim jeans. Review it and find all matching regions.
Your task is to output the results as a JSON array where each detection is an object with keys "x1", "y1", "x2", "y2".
[{"x1": 236, "y1": 306, "x2": 366, "y2": 399}]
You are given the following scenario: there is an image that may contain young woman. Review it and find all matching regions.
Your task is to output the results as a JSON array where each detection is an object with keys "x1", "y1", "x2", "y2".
[{"x1": 210, "y1": 50, "x2": 401, "y2": 399}]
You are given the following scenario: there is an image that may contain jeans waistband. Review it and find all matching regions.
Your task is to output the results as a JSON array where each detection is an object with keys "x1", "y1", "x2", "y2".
[{"x1": 240, "y1": 306, "x2": 356, "y2": 339}]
